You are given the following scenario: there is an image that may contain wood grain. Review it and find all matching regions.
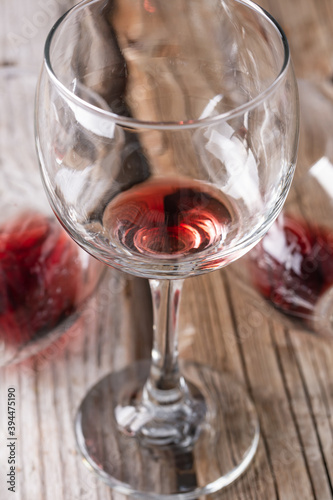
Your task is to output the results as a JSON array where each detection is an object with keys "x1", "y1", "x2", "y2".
[{"x1": 1, "y1": 0, "x2": 333, "y2": 499}]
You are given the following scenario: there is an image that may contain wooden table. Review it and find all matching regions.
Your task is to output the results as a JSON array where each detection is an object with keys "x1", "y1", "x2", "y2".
[{"x1": 1, "y1": 0, "x2": 333, "y2": 499}]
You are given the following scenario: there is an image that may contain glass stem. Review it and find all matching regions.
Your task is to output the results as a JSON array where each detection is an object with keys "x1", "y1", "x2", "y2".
[{"x1": 144, "y1": 279, "x2": 187, "y2": 406}]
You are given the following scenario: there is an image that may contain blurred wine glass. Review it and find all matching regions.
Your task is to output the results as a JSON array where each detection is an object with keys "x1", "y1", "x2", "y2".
[
  {"x1": 244, "y1": 79, "x2": 333, "y2": 338},
  {"x1": 0, "y1": 67, "x2": 103, "y2": 367}
]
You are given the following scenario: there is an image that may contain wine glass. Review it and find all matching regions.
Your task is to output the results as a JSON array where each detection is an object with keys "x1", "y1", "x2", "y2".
[
  {"x1": 237, "y1": 79, "x2": 333, "y2": 339},
  {"x1": 35, "y1": 0, "x2": 299, "y2": 497},
  {"x1": 0, "y1": 66, "x2": 103, "y2": 367}
]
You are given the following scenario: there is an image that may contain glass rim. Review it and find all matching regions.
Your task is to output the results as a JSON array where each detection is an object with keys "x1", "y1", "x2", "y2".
[{"x1": 44, "y1": 0, "x2": 291, "y2": 131}]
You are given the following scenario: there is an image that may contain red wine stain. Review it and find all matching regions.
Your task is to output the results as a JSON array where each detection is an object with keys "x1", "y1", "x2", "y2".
[
  {"x1": 250, "y1": 214, "x2": 333, "y2": 321},
  {"x1": 0, "y1": 212, "x2": 82, "y2": 346}
]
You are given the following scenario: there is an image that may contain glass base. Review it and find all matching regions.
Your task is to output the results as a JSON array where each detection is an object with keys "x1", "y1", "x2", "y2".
[{"x1": 75, "y1": 360, "x2": 259, "y2": 499}]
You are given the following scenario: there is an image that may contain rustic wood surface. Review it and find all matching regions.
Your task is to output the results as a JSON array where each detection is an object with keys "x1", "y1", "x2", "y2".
[{"x1": 1, "y1": 0, "x2": 333, "y2": 499}]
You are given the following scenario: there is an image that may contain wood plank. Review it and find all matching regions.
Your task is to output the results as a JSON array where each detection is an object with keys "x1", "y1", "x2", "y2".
[
  {"x1": 289, "y1": 332, "x2": 333, "y2": 484},
  {"x1": 271, "y1": 325, "x2": 333, "y2": 499},
  {"x1": 225, "y1": 273, "x2": 316, "y2": 500}
]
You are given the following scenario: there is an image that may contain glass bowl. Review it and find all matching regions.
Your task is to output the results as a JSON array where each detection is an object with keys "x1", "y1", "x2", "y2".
[{"x1": 0, "y1": 67, "x2": 104, "y2": 366}]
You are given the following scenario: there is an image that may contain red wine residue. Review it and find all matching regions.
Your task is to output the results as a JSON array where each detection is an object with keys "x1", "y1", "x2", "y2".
[
  {"x1": 103, "y1": 178, "x2": 233, "y2": 258},
  {"x1": 250, "y1": 214, "x2": 333, "y2": 320},
  {"x1": 0, "y1": 212, "x2": 82, "y2": 346}
]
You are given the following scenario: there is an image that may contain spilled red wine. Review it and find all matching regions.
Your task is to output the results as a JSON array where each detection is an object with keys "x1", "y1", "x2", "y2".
[
  {"x1": 103, "y1": 177, "x2": 234, "y2": 258},
  {"x1": 0, "y1": 212, "x2": 82, "y2": 346},
  {"x1": 250, "y1": 214, "x2": 333, "y2": 321}
]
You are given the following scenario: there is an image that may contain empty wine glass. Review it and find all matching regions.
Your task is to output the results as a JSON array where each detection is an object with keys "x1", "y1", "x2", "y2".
[{"x1": 35, "y1": 0, "x2": 299, "y2": 497}]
